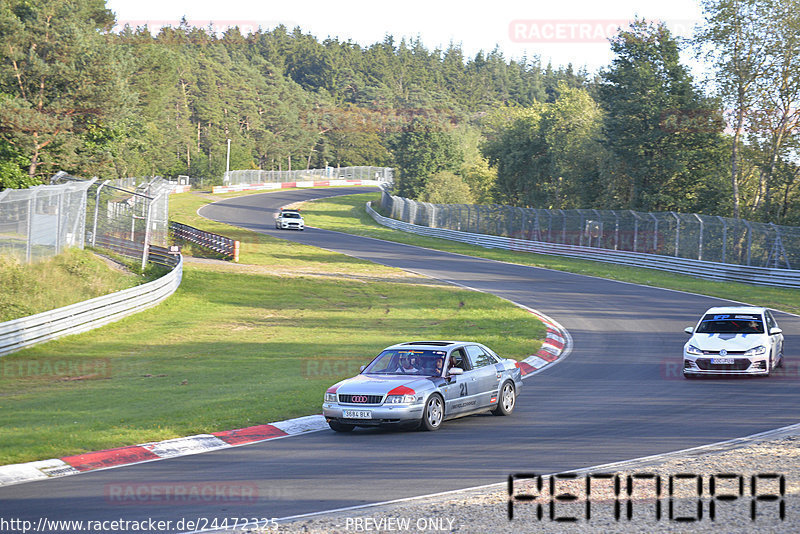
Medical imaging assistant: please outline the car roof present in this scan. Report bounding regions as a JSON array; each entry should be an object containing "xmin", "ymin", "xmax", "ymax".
[
  {"xmin": 702, "ymin": 306, "xmax": 767, "ymax": 315},
  {"xmin": 384, "ymin": 341, "xmax": 477, "ymax": 350}
]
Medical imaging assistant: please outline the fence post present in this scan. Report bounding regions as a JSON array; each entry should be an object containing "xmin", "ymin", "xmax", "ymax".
[
  {"xmin": 141, "ymin": 193, "xmax": 155, "ymax": 271},
  {"xmin": 671, "ymin": 211, "xmax": 680, "ymax": 257},
  {"xmin": 92, "ymin": 180, "xmax": 109, "ymax": 247},
  {"xmin": 26, "ymin": 196, "xmax": 33, "ymax": 263},
  {"xmin": 650, "ymin": 213, "xmax": 658, "ymax": 253},
  {"xmin": 55, "ymin": 188, "xmax": 64, "ymax": 254},
  {"xmin": 717, "ymin": 216, "xmax": 727, "ymax": 264},
  {"xmin": 630, "ymin": 210, "xmax": 639, "ymax": 253},
  {"xmin": 694, "ymin": 214, "xmax": 704, "ymax": 261},
  {"xmin": 744, "ymin": 220, "xmax": 752, "ymax": 266}
]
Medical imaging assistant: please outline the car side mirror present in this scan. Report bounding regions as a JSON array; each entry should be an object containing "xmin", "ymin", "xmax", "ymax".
[
  {"xmin": 684, "ymin": 327, "xmax": 694, "ymax": 334},
  {"xmin": 769, "ymin": 327, "xmax": 783, "ymax": 335},
  {"xmin": 359, "ymin": 365, "xmax": 366, "ymax": 372},
  {"xmin": 448, "ymin": 367, "xmax": 464, "ymax": 376}
]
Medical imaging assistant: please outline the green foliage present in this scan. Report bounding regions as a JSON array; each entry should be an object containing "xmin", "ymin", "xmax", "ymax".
[
  {"xmin": 598, "ymin": 19, "xmax": 728, "ymax": 212},
  {"xmin": 0, "ymin": 0, "xmax": 132, "ymax": 181},
  {"xmin": 391, "ymin": 118, "xmax": 463, "ymax": 198},
  {"xmin": 0, "ymin": 249, "xmax": 137, "ymax": 322},
  {"xmin": 418, "ymin": 171, "xmax": 475, "ymax": 204},
  {"xmin": 0, "ymin": 136, "xmax": 36, "ymax": 189},
  {"xmin": 481, "ymin": 88, "xmax": 607, "ymax": 209}
]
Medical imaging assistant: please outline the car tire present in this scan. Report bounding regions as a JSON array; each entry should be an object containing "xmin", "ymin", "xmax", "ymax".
[
  {"xmin": 492, "ymin": 381, "xmax": 516, "ymax": 416},
  {"xmin": 683, "ymin": 372, "xmax": 695, "ymax": 379},
  {"xmin": 328, "ymin": 420, "xmax": 354, "ymax": 433},
  {"xmin": 420, "ymin": 394, "xmax": 444, "ymax": 431},
  {"xmin": 777, "ymin": 352, "xmax": 784, "ymax": 368}
]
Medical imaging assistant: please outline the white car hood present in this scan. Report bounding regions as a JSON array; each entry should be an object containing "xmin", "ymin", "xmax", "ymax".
[{"xmin": 688, "ymin": 333, "xmax": 767, "ymax": 352}]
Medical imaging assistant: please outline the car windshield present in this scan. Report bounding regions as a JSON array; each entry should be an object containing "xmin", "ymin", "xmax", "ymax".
[
  {"xmin": 696, "ymin": 313, "xmax": 764, "ymax": 334},
  {"xmin": 282, "ymin": 212, "xmax": 301, "ymax": 218},
  {"xmin": 362, "ymin": 349, "xmax": 447, "ymax": 376}
]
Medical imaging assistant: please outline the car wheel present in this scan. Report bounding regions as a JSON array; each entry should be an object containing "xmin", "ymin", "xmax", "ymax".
[
  {"xmin": 777, "ymin": 352, "xmax": 784, "ymax": 368},
  {"xmin": 420, "ymin": 394, "xmax": 444, "ymax": 431},
  {"xmin": 328, "ymin": 420, "xmax": 354, "ymax": 433},
  {"xmin": 683, "ymin": 372, "xmax": 695, "ymax": 379},
  {"xmin": 492, "ymin": 381, "xmax": 516, "ymax": 416}
]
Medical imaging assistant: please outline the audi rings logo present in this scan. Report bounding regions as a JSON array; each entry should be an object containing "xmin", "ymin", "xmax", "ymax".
[{"xmin": 351, "ymin": 395, "xmax": 369, "ymax": 403}]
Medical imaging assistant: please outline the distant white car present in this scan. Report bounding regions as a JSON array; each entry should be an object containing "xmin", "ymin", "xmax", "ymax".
[
  {"xmin": 275, "ymin": 208, "xmax": 304, "ymax": 230},
  {"xmin": 683, "ymin": 306, "xmax": 784, "ymax": 377}
]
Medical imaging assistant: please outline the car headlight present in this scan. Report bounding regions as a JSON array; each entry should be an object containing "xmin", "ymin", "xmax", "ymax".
[
  {"xmin": 744, "ymin": 345, "xmax": 767, "ymax": 356},
  {"xmin": 385, "ymin": 394, "xmax": 417, "ymax": 404},
  {"xmin": 685, "ymin": 344, "xmax": 703, "ymax": 355},
  {"xmin": 324, "ymin": 392, "xmax": 337, "ymax": 403}
]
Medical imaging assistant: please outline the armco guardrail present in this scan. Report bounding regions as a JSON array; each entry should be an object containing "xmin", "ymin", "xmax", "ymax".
[
  {"xmin": 366, "ymin": 203, "xmax": 800, "ymax": 289},
  {"xmin": 95, "ymin": 236, "xmax": 180, "ymax": 268},
  {"xmin": 171, "ymin": 222, "xmax": 239, "ymax": 261},
  {"xmin": 0, "ymin": 255, "xmax": 183, "ymax": 357}
]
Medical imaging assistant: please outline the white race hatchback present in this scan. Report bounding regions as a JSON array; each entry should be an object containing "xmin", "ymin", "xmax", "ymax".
[{"xmin": 683, "ymin": 306, "xmax": 784, "ymax": 378}]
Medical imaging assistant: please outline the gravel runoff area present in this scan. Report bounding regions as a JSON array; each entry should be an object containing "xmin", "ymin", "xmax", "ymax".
[{"xmin": 215, "ymin": 423, "xmax": 800, "ymax": 534}]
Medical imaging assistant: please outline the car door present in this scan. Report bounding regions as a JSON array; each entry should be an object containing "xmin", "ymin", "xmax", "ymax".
[
  {"xmin": 442, "ymin": 348, "xmax": 480, "ymax": 416},
  {"xmin": 464, "ymin": 345, "xmax": 499, "ymax": 408},
  {"xmin": 765, "ymin": 311, "xmax": 783, "ymax": 364}
]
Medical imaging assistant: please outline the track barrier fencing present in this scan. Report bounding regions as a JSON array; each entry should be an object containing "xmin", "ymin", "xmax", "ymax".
[{"xmin": 373, "ymin": 192, "xmax": 800, "ymax": 289}]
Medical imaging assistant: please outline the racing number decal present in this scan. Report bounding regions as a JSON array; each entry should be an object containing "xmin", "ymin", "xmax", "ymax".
[{"xmin": 459, "ymin": 382, "xmax": 468, "ymax": 397}]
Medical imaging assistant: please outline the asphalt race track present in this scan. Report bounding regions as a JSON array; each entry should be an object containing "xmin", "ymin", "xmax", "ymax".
[{"xmin": 3, "ymin": 186, "xmax": 799, "ymax": 531}]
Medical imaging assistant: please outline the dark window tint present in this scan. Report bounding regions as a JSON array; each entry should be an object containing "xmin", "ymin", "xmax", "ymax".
[
  {"xmin": 696, "ymin": 313, "xmax": 764, "ymax": 334},
  {"xmin": 465, "ymin": 345, "xmax": 495, "ymax": 368}
]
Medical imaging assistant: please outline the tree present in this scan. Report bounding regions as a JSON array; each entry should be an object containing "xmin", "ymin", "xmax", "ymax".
[
  {"xmin": 694, "ymin": 0, "xmax": 772, "ymax": 218},
  {"xmin": 418, "ymin": 171, "xmax": 474, "ymax": 204},
  {"xmin": 390, "ymin": 118, "xmax": 463, "ymax": 198},
  {"xmin": 0, "ymin": 0, "xmax": 132, "ymax": 182},
  {"xmin": 749, "ymin": 0, "xmax": 800, "ymax": 219},
  {"xmin": 599, "ymin": 19, "xmax": 727, "ymax": 212},
  {"xmin": 481, "ymin": 105, "xmax": 549, "ymax": 207},
  {"xmin": 0, "ymin": 136, "xmax": 32, "ymax": 189},
  {"xmin": 539, "ymin": 85, "xmax": 606, "ymax": 208}
]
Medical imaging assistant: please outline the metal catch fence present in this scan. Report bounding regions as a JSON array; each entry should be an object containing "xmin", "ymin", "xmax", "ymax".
[
  {"xmin": 0, "ymin": 174, "xmax": 95, "ymax": 263},
  {"xmin": 224, "ymin": 166, "xmax": 393, "ymax": 186},
  {"xmin": 380, "ymin": 192, "xmax": 799, "ymax": 270},
  {"xmin": 1, "ymin": 173, "xmax": 173, "ymax": 270}
]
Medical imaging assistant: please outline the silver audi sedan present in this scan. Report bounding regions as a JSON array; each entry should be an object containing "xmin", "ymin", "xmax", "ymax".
[{"xmin": 322, "ymin": 341, "xmax": 523, "ymax": 432}]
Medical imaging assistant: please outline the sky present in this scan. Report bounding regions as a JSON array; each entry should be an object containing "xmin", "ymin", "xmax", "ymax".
[{"xmin": 106, "ymin": 0, "xmax": 711, "ymax": 80}]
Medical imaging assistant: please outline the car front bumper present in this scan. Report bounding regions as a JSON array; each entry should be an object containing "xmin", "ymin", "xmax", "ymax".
[
  {"xmin": 683, "ymin": 354, "xmax": 769, "ymax": 375},
  {"xmin": 323, "ymin": 402, "xmax": 424, "ymax": 426}
]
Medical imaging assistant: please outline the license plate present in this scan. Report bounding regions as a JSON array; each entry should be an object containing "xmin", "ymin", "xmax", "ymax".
[
  {"xmin": 711, "ymin": 358, "xmax": 734, "ymax": 365},
  {"xmin": 343, "ymin": 410, "xmax": 372, "ymax": 419}
]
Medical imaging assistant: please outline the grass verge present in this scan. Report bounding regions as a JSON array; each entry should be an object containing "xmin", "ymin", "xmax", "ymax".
[
  {"xmin": 0, "ymin": 248, "xmax": 141, "ymax": 322},
  {"xmin": 0, "ymin": 189, "xmax": 546, "ymax": 465}
]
